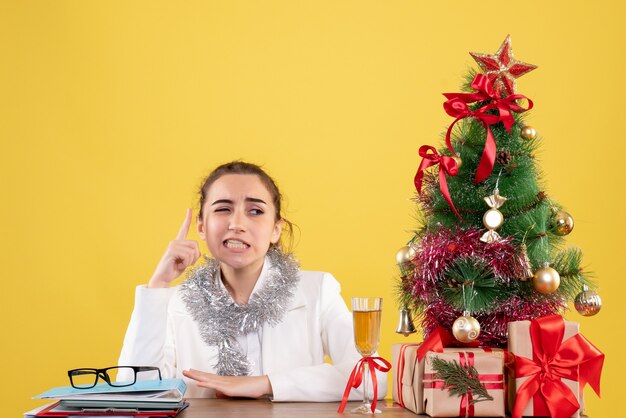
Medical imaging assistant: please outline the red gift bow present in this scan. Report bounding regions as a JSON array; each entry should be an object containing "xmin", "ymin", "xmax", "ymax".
[
  {"xmin": 443, "ymin": 73, "xmax": 533, "ymax": 184},
  {"xmin": 512, "ymin": 315, "xmax": 605, "ymax": 418},
  {"xmin": 423, "ymin": 351, "xmax": 504, "ymax": 418},
  {"xmin": 414, "ymin": 145, "xmax": 461, "ymax": 219},
  {"xmin": 338, "ymin": 356, "xmax": 392, "ymax": 413},
  {"xmin": 416, "ymin": 326, "xmax": 481, "ymax": 362}
]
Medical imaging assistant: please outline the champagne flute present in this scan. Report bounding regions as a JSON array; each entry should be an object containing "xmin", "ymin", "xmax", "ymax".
[{"xmin": 351, "ymin": 297, "xmax": 383, "ymax": 414}]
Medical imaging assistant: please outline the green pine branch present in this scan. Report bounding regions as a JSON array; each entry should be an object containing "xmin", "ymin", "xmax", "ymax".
[
  {"xmin": 439, "ymin": 257, "xmax": 514, "ymax": 312},
  {"xmin": 430, "ymin": 356, "xmax": 494, "ymax": 404},
  {"xmin": 552, "ymin": 247, "xmax": 594, "ymax": 298},
  {"xmin": 395, "ymin": 274, "xmax": 417, "ymax": 310}
]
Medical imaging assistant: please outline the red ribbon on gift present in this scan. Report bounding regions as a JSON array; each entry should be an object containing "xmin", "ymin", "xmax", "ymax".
[
  {"xmin": 338, "ymin": 356, "xmax": 392, "ymax": 413},
  {"xmin": 424, "ymin": 352, "xmax": 478, "ymax": 418},
  {"xmin": 396, "ymin": 343, "xmax": 421, "ymax": 408},
  {"xmin": 414, "ymin": 145, "xmax": 461, "ymax": 219},
  {"xmin": 396, "ymin": 332, "xmax": 482, "ymax": 408},
  {"xmin": 423, "ymin": 371, "xmax": 503, "ymax": 382},
  {"xmin": 512, "ymin": 315, "xmax": 605, "ymax": 418},
  {"xmin": 424, "ymin": 351, "xmax": 504, "ymax": 417},
  {"xmin": 397, "ymin": 331, "xmax": 507, "ymax": 415},
  {"xmin": 416, "ymin": 326, "xmax": 481, "ymax": 362},
  {"xmin": 443, "ymin": 73, "xmax": 533, "ymax": 184}
]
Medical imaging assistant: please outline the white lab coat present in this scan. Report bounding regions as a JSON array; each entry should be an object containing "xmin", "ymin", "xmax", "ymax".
[{"xmin": 117, "ymin": 260, "xmax": 388, "ymax": 401}]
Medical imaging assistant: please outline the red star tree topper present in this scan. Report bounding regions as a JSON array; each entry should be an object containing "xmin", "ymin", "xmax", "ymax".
[{"xmin": 470, "ymin": 35, "xmax": 537, "ymax": 96}]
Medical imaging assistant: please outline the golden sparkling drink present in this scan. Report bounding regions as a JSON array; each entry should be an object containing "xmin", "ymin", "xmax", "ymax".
[{"xmin": 353, "ymin": 310, "xmax": 382, "ymax": 356}]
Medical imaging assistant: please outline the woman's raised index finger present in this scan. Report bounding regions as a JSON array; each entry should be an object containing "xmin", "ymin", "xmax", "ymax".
[{"xmin": 176, "ymin": 208, "xmax": 193, "ymax": 240}]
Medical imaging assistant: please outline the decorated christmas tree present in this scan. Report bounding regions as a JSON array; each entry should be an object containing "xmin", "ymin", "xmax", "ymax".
[{"xmin": 396, "ymin": 35, "xmax": 602, "ymax": 347}]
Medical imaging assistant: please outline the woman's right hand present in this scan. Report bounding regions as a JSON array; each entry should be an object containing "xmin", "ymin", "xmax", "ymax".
[{"xmin": 148, "ymin": 208, "xmax": 201, "ymax": 288}]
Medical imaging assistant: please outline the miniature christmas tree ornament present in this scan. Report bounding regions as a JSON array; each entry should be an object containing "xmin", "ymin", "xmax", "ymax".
[
  {"xmin": 519, "ymin": 244, "xmax": 534, "ymax": 281},
  {"xmin": 395, "ymin": 305, "xmax": 417, "ymax": 336},
  {"xmin": 520, "ymin": 125, "xmax": 537, "ymax": 140},
  {"xmin": 469, "ymin": 34, "xmax": 537, "ymax": 96},
  {"xmin": 533, "ymin": 263, "xmax": 561, "ymax": 294},
  {"xmin": 396, "ymin": 245, "xmax": 416, "ymax": 278},
  {"xmin": 553, "ymin": 210, "xmax": 575, "ymax": 236},
  {"xmin": 481, "ymin": 189, "xmax": 507, "ymax": 243},
  {"xmin": 452, "ymin": 311, "xmax": 481, "ymax": 343},
  {"xmin": 574, "ymin": 284, "xmax": 602, "ymax": 316}
]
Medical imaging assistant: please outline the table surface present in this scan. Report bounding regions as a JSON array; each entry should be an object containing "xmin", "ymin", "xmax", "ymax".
[
  {"xmin": 179, "ymin": 399, "xmax": 591, "ymax": 417},
  {"xmin": 180, "ymin": 399, "xmax": 425, "ymax": 417}
]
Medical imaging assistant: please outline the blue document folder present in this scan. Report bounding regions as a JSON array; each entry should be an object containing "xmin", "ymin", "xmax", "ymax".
[{"xmin": 34, "ymin": 378, "xmax": 187, "ymax": 408}]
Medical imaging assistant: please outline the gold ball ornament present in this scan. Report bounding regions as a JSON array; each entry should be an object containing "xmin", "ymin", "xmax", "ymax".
[
  {"xmin": 396, "ymin": 245, "xmax": 416, "ymax": 265},
  {"xmin": 553, "ymin": 211, "xmax": 574, "ymax": 236},
  {"xmin": 452, "ymin": 155, "xmax": 463, "ymax": 169},
  {"xmin": 483, "ymin": 208, "xmax": 504, "ymax": 230},
  {"xmin": 574, "ymin": 285, "xmax": 602, "ymax": 316},
  {"xmin": 452, "ymin": 314, "xmax": 481, "ymax": 343},
  {"xmin": 521, "ymin": 126, "xmax": 537, "ymax": 140},
  {"xmin": 533, "ymin": 265, "xmax": 561, "ymax": 294},
  {"xmin": 396, "ymin": 245, "xmax": 417, "ymax": 277}
]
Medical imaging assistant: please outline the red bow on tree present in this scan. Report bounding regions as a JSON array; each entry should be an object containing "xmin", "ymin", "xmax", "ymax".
[
  {"xmin": 414, "ymin": 145, "xmax": 461, "ymax": 219},
  {"xmin": 443, "ymin": 73, "xmax": 533, "ymax": 184},
  {"xmin": 512, "ymin": 315, "xmax": 604, "ymax": 418}
]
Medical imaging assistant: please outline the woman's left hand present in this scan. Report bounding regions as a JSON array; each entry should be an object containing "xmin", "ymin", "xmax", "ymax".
[{"xmin": 182, "ymin": 369, "xmax": 273, "ymax": 398}]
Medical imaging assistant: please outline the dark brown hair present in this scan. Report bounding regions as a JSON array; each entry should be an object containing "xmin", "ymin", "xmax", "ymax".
[{"xmin": 198, "ymin": 161, "xmax": 294, "ymax": 251}]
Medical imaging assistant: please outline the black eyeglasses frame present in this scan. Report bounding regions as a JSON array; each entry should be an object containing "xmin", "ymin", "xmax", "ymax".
[{"xmin": 67, "ymin": 366, "xmax": 162, "ymax": 389}]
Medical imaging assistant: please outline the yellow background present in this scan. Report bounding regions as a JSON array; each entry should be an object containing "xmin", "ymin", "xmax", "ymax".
[{"xmin": 2, "ymin": 1, "xmax": 624, "ymax": 416}]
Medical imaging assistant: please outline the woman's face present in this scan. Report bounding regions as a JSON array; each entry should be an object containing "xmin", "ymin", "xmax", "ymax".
[{"xmin": 198, "ymin": 174, "xmax": 283, "ymax": 274}]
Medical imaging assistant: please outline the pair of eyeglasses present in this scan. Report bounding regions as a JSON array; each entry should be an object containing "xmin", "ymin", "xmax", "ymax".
[{"xmin": 68, "ymin": 366, "xmax": 162, "ymax": 389}]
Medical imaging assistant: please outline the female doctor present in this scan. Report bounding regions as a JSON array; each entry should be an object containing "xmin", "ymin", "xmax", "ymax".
[{"xmin": 117, "ymin": 161, "xmax": 387, "ymax": 401}]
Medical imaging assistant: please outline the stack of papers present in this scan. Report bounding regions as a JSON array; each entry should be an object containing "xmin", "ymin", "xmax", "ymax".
[{"xmin": 26, "ymin": 379, "xmax": 188, "ymax": 417}]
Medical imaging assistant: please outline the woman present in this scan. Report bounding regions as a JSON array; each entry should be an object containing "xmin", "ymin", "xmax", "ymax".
[{"xmin": 117, "ymin": 161, "xmax": 387, "ymax": 401}]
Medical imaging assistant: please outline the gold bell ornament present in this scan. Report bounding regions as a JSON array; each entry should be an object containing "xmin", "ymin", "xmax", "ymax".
[
  {"xmin": 574, "ymin": 284, "xmax": 602, "ymax": 316},
  {"xmin": 480, "ymin": 188, "xmax": 507, "ymax": 243},
  {"xmin": 395, "ymin": 305, "xmax": 417, "ymax": 337},
  {"xmin": 533, "ymin": 263, "xmax": 561, "ymax": 294},
  {"xmin": 452, "ymin": 311, "xmax": 481, "ymax": 343}
]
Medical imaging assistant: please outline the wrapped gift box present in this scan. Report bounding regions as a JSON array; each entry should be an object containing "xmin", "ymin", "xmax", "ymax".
[
  {"xmin": 423, "ymin": 350, "xmax": 506, "ymax": 417},
  {"xmin": 508, "ymin": 315, "xmax": 604, "ymax": 418},
  {"xmin": 508, "ymin": 318, "xmax": 580, "ymax": 417},
  {"xmin": 392, "ymin": 343, "xmax": 424, "ymax": 414},
  {"xmin": 392, "ymin": 342, "xmax": 506, "ymax": 416}
]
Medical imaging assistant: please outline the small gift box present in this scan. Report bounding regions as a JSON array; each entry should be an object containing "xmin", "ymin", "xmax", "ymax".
[
  {"xmin": 392, "ymin": 335, "xmax": 507, "ymax": 416},
  {"xmin": 423, "ymin": 350, "xmax": 506, "ymax": 417},
  {"xmin": 392, "ymin": 343, "xmax": 424, "ymax": 414},
  {"xmin": 508, "ymin": 315, "xmax": 604, "ymax": 418}
]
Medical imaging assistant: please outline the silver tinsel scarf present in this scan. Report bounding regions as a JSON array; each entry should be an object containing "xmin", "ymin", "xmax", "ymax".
[{"xmin": 180, "ymin": 247, "xmax": 300, "ymax": 376}]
